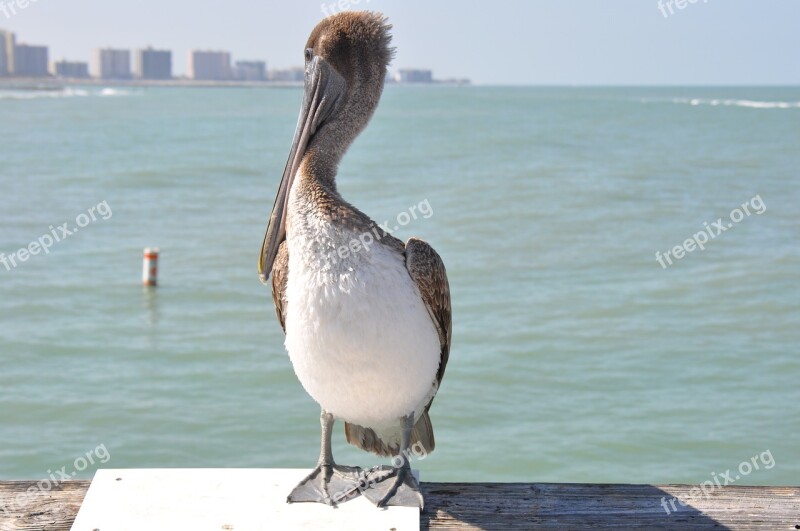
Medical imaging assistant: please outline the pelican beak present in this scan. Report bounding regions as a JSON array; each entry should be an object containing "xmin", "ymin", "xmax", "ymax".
[{"xmin": 258, "ymin": 55, "xmax": 346, "ymax": 284}]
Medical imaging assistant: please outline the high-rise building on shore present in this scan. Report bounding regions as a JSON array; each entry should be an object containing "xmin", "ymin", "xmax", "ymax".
[
  {"xmin": 395, "ymin": 69, "xmax": 433, "ymax": 83},
  {"xmin": 188, "ymin": 50, "xmax": 231, "ymax": 81},
  {"xmin": 268, "ymin": 67, "xmax": 304, "ymax": 82},
  {"xmin": 93, "ymin": 48, "xmax": 131, "ymax": 79},
  {"xmin": 135, "ymin": 47, "xmax": 172, "ymax": 80},
  {"xmin": 234, "ymin": 60, "xmax": 266, "ymax": 81},
  {"xmin": 0, "ymin": 29, "xmax": 15, "ymax": 76},
  {"xmin": 51, "ymin": 59, "xmax": 90, "ymax": 79},
  {"xmin": 14, "ymin": 43, "xmax": 49, "ymax": 77}
]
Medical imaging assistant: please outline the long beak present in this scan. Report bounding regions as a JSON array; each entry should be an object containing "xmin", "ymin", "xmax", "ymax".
[{"xmin": 258, "ymin": 56, "xmax": 346, "ymax": 285}]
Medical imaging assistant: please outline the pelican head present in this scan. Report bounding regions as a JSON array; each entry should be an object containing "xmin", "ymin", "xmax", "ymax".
[{"xmin": 258, "ymin": 11, "xmax": 394, "ymax": 284}]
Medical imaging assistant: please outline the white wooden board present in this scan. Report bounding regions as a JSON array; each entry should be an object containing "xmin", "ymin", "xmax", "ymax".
[{"xmin": 70, "ymin": 468, "xmax": 420, "ymax": 531}]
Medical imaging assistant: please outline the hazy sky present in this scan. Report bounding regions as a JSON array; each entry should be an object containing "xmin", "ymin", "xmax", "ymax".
[{"xmin": 2, "ymin": 0, "xmax": 799, "ymax": 85}]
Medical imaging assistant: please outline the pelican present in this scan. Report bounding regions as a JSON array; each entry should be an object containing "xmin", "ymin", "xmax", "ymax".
[{"xmin": 257, "ymin": 12, "xmax": 451, "ymax": 509}]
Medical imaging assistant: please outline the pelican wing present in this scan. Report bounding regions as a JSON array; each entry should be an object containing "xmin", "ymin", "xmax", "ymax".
[
  {"xmin": 405, "ymin": 237, "xmax": 452, "ymax": 399},
  {"xmin": 271, "ymin": 240, "xmax": 290, "ymax": 333},
  {"xmin": 345, "ymin": 237, "xmax": 451, "ymax": 457}
]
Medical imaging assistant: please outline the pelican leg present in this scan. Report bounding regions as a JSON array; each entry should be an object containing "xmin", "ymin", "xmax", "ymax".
[
  {"xmin": 361, "ymin": 414, "xmax": 424, "ymax": 509},
  {"xmin": 287, "ymin": 409, "xmax": 363, "ymax": 505}
]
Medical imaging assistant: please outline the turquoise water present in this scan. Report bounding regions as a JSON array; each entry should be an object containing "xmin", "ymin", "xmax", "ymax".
[{"xmin": 0, "ymin": 86, "xmax": 798, "ymax": 486}]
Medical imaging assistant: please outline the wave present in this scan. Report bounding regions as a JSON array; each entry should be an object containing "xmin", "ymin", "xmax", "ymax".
[
  {"xmin": 669, "ymin": 97, "xmax": 800, "ymax": 109},
  {"xmin": 0, "ymin": 87, "xmax": 136, "ymax": 100},
  {"xmin": 99, "ymin": 88, "xmax": 132, "ymax": 97},
  {"xmin": 0, "ymin": 87, "xmax": 87, "ymax": 100}
]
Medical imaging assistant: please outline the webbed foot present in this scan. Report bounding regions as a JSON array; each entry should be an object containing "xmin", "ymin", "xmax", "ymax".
[
  {"xmin": 361, "ymin": 465, "xmax": 424, "ymax": 509},
  {"xmin": 287, "ymin": 464, "xmax": 364, "ymax": 506}
]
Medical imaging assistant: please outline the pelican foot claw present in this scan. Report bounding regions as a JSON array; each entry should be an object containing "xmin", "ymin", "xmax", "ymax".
[
  {"xmin": 361, "ymin": 465, "xmax": 424, "ymax": 509},
  {"xmin": 287, "ymin": 464, "xmax": 364, "ymax": 506}
]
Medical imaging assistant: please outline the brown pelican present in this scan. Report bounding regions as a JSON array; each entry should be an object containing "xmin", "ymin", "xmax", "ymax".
[{"xmin": 257, "ymin": 12, "xmax": 451, "ymax": 509}]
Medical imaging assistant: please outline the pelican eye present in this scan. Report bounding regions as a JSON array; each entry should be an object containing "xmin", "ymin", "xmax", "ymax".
[{"xmin": 305, "ymin": 48, "xmax": 313, "ymax": 62}]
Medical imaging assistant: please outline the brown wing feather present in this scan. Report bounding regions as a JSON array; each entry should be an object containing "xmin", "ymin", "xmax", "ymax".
[
  {"xmin": 404, "ymin": 237, "xmax": 452, "ymax": 405},
  {"xmin": 270, "ymin": 240, "xmax": 289, "ymax": 333},
  {"xmin": 344, "ymin": 237, "xmax": 451, "ymax": 457}
]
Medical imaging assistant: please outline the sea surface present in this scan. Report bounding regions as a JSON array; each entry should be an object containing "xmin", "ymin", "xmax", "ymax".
[{"xmin": 0, "ymin": 86, "xmax": 798, "ymax": 486}]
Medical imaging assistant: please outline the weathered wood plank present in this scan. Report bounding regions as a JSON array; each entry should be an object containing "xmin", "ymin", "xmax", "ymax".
[
  {"xmin": 420, "ymin": 483, "xmax": 800, "ymax": 530},
  {"xmin": 1, "ymin": 480, "xmax": 798, "ymax": 530},
  {"xmin": 0, "ymin": 481, "xmax": 89, "ymax": 531}
]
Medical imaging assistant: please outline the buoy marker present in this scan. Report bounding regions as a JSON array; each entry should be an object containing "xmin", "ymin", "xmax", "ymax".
[{"xmin": 143, "ymin": 248, "xmax": 159, "ymax": 286}]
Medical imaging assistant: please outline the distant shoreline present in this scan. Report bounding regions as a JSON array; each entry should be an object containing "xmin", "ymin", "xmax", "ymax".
[
  {"xmin": 0, "ymin": 77, "xmax": 471, "ymax": 90},
  {"xmin": 0, "ymin": 78, "xmax": 302, "ymax": 89}
]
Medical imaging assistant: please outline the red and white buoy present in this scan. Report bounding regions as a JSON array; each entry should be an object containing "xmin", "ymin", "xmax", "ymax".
[{"xmin": 142, "ymin": 247, "xmax": 159, "ymax": 286}]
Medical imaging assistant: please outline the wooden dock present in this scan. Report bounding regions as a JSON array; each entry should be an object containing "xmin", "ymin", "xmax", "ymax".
[{"xmin": 1, "ymin": 480, "xmax": 797, "ymax": 530}]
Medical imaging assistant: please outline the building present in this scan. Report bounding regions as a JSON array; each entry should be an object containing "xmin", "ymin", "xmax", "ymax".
[
  {"xmin": 14, "ymin": 43, "xmax": 49, "ymax": 77},
  {"xmin": 93, "ymin": 48, "xmax": 131, "ymax": 79},
  {"xmin": 188, "ymin": 50, "xmax": 231, "ymax": 81},
  {"xmin": 395, "ymin": 69, "xmax": 433, "ymax": 84},
  {"xmin": 134, "ymin": 47, "xmax": 172, "ymax": 80},
  {"xmin": 268, "ymin": 67, "xmax": 304, "ymax": 83},
  {"xmin": 234, "ymin": 60, "xmax": 266, "ymax": 81},
  {"xmin": 0, "ymin": 29, "xmax": 15, "ymax": 76},
  {"xmin": 51, "ymin": 60, "xmax": 90, "ymax": 79}
]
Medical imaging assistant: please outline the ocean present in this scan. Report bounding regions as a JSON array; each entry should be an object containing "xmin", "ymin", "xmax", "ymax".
[{"xmin": 0, "ymin": 85, "xmax": 797, "ymax": 486}]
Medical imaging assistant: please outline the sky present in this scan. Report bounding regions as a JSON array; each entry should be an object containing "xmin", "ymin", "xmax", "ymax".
[{"xmin": 1, "ymin": 0, "xmax": 799, "ymax": 85}]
